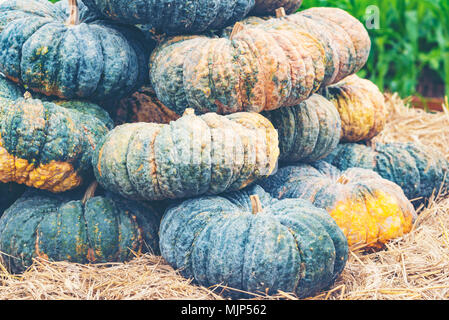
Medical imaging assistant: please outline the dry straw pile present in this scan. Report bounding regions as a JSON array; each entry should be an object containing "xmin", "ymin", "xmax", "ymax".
[{"xmin": 0, "ymin": 94, "xmax": 448, "ymax": 300}]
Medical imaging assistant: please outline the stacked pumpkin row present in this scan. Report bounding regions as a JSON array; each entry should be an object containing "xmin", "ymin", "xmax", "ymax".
[{"xmin": 0, "ymin": 0, "xmax": 447, "ymax": 299}]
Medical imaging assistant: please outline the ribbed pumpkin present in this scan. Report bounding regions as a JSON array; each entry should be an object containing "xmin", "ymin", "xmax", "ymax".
[
  {"xmin": 321, "ymin": 75, "xmax": 386, "ymax": 142},
  {"xmin": 251, "ymin": 0, "xmax": 303, "ymax": 15},
  {"xmin": 93, "ymin": 109, "xmax": 279, "ymax": 201},
  {"xmin": 112, "ymin": 86, "xmax": 180, "ymax": 125},
  {"xmin": 0, "ymin": 183, "xmax": 161, "ymax": 274},
  {"xmin": 222, "ymin": 7, "xmax": 371, "ymax": 86},
  {"xmin": 0, "ymin": 74, "xmax": 113, "ymax": 193},
  {"xmin": 260, "ymin": 161, "xmax": 417, "ymax": 248},
  {"xmin": 0, "ymin": 0, "xmax": 149, "ymax": 102},
  {"xmin": 160, "ymin": 184, "xmax": 348, "ymax": 298},
  {"xmin": 150, "ymin": 8, "xmax": 370, "ymax": 116},
  {"xmin": 324, "ymin": 142, "xmax": 449, "ymax": 201},
  {"xmin": 82, "ymin": 0, "xmax": 255, "ymax": 34},
  {"xmin": 262, "ymin": 94, "xmax": 341, "ymax": 163}
]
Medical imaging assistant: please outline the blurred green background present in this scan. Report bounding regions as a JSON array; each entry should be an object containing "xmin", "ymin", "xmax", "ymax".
[
  {"xmin": 50, "ymin": 0, "xmax": 448, "ymax": 99},
  {"xmin": 301, "ymin": 0, "xmax": 449, "ymax": 101}
]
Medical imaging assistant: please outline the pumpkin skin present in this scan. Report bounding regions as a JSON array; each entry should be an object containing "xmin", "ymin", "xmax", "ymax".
[
  {"xmin": 324, "ymin": 142, "xmax": 449, "ymax": 201},
  {"xmin": 112, "ymin": 86, "xmax": 180, "ymax": 125},
  {"xmin": 223, "ymin": 7, "xmax": 371, "ymax": 86},
  {"xmin": 159, "ymin": 184, "xmax": 348, "ymax": 298},
  {"xmin": 0, "ymin": 187, "xmax": 160, "ymax": 274},
  {"xmin": 150, "ymin": 8, "xmax": 370, "ymax": 115},
  {"xmin": 0, "ymin": 75, "xmax": 113, "ymax": 193},
  {"xmin": 262, "ymin": 94, "xmax": 341, "ymax": 163},
  {"xmin": 260, "ymin": 161, "xmax": 417, "ymax": 248},
  {"xmin": 321, "ymin": 75, "xmax": 386, "ymax": 142},
  {"xmin": 0, "ymin": 0, "xmax": 149, "ymax": 102},
  {"xmin": 251, "ymin": 0, "xmax": 303, "ymax": 15},
  {"xmin": 93, "ymin": 109, "xmax": 279, "ymax": 201},
  {"xmin": 82, "ymin": 0, "xmax": 255, "ymax": 34}
]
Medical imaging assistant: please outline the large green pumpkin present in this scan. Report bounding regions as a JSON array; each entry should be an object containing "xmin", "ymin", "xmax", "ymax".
[
  {"xmin": 150, "ymin": 8, "xmax": 370, "ymax": 116},
  {"xmin": 0, "ymin": 184, "xmax": 161, "ymax": 274},
  {"xmin": 0, "ymin": 0, "xmax": 149, "ymax": 102},
  {"xmin": 82, "ymin": 0, "xmax": 255, "ymax": 34},
  {"xmin": 159, "ymin": 184, "xmax": 348, "ymax": 298},
  {"xmin": 262, "ymin": 94, "xmax": 341, "ymax": 163},
  {"xmin": 0, "ymin": 74, "xmax": 113, "ymax": 193},
  {"xmin": 324, "ymin": 142, "xmax": 449, "ymax": 201},
  {"xmin": 260, "ymin": 161, "xmax": 417, "ymax": 249},
  {"xmin": 93, "ymin": 109, "xmax": 279, "ymax": 201}
]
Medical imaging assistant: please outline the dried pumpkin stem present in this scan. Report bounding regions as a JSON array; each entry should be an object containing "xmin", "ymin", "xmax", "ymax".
[
  {"xmin": 250, "ymin": 195, "xmax": 263, "ymax": 215},
  {"xmin": 275, "ymin": 7, "xmax": 287, "ymax": 18},
  {"xmin": 182, "ymin": 108, "xmax": 195, "ymax": 116},
  {"xmin": 67, "ymin": 0, "xmax": 80, "ymax": 26},
  {"xmin": 82, "ymin": 181, "xmax": 98, "ymax": 205},
  {"xmin": 230, "ymin": 22, "xmax": 244, "ymax": 40}
]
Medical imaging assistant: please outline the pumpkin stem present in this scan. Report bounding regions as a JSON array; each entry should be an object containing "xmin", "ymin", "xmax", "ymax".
[
  {"xmin": 275, "ymin": 7, "xmax": 287, "ymax": 18},
  {"xmin": 230, "ymin": 22, "xmax": 244, "ymax": 40},
  {"xmin": 82, "ymin": 181, "xmax": 98, "ymax": 204},
  {"xmin": 182, "ymin": 108, "xmax": 195, "ymax": 116},
  {"xmin": 250, "ymin": 195, "xmax": 263, "ymax": 215},
  {"xmin": 67, "ymin": 0, "xmax": 80, "ymax": 26},
  {"xmin": 23, "ymin": 91, "xmax": 32, "ymax": 100},
  {"xmin": 337, "ymin": 174, "xmax": 350, "ymax": 185}
]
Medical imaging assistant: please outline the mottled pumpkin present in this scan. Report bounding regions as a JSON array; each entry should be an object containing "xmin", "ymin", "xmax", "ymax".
[
  {"xmin": 82, "ymin": 0, "xmax": 255, "ymax": 34},
  {"xmin": 112, "ymin": 86, "xmax": 180, "ymax": 125},
  {"xmin": 321, "ymin": 75, "xmax": 386, "ymax": 142},
  {"xmin": 223, "ymin": 7, "xmax": 371, "ymax": 86},
  {"xmin": 0, "ymin": 184, "xmax": 160, "ymax": 274},
  {"xmin": 0, "ymin": 74, "xmax": 113, "ymax": 193},
  {"xmin": 262, "ymin": 94, "xmax": 341, "ymax": 163},
  {"xmin": 93, "ymin": 109, "xmax": 279, "ymax": 201},
  {"xmin": 0, "ymin": 0, "xmax": 149, "ymax": 102},
  {"xmin": 150, "ymin": 7, "xmax": 370, "ymax": 115},
  {"xmin": 251, "ymin": 0, "xmax": 303, "ymax": 15},
  {"xmin": 324, "ymin": 142, "xmax": 449, "ymax": 201},
  {"xmin": 260, "ymin": 161, "xmax": 417, "ymax": 248},
  {"xmin": 160, "ymin": 184, "xmax": 348, "ymax": 298}
]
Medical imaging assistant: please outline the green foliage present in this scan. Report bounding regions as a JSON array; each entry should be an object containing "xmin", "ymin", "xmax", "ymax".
[{"xmin": 301, "ymin": 0, "xmax": 449, "ymax": 98}]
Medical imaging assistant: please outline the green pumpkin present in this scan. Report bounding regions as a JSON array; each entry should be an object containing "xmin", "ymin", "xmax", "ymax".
[
  {"xmin": 159, "ymin": 184, "xmax": 348, "ymax": 298},
  {"xmin": 150, "ymin": 8, "xmax": 370, "ymax": 116},
  {"xmin": 82, "ymin": 0, "xmax": 255, "ymax": 34},
  {"xmin": 260, "ymin": 161, "xmax": 417, "ymax": 249},
  {"xmin": 93, "ymin": 109, "xmax": 279, "ymax": 201},
  {"xmin": 0, "ymin": 74, "xmax": 113, "ymax": 193},
  {"xmin": 0, "ymin": 183, "xmax": 161, "ymax": 274},
  {"xmin": 262, "ymin": 94, "xmax": 341, "ymax": 163},
  {"xmin": 0, "ymin": 183, "xmax": 26, "ymax": 215},
  {"xmin": 324, "ymin": 142, "xmax": 449, "ymax": 201},
  {"xmin": 0, "ymin": 0, "xmax": 149, "ymax": 102}
]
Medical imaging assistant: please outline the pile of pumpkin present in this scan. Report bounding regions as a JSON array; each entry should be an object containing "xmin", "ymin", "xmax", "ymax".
[{"xmin": 0, "ymin": 0, "xmax": 447, "ymax": 299}]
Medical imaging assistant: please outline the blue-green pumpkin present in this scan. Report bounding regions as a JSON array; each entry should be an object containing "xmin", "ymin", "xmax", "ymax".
[
  {"xmin": 262, "ymin": 94, "xmax": 341, "ymax": 163},
  {"xmin": 82, "ymin": 0, "xmax": 255, "ymax": 35},
  {"xmin": 0, "ymin": 0, "xmax": 149, "ymax": 102},
  {"xmin": 260, "ymin": 161, "xmax": 417, "ymax": 248},
  {"xmin": 0, "ymin": 74, "xmax": 113, "ymax": 193},
  {"xmin": 0, "ymin": 183, "xmax": 161, "ymax": 274},
  {"xmin": 93, "ymin": 109, "xmax": 279, "ymax": 201},
  {"xmin": 159, "ymin": 184, "xmax": 348, "ymax": 298},
  {"xmin": 323, "ymin": 142, "xmax": 449, "ymax": 201}
]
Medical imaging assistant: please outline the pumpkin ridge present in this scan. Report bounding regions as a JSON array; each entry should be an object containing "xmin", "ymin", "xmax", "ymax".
[{"xmin": 78, "ymin": 198, "xmax": 96, "ymax": 263}]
